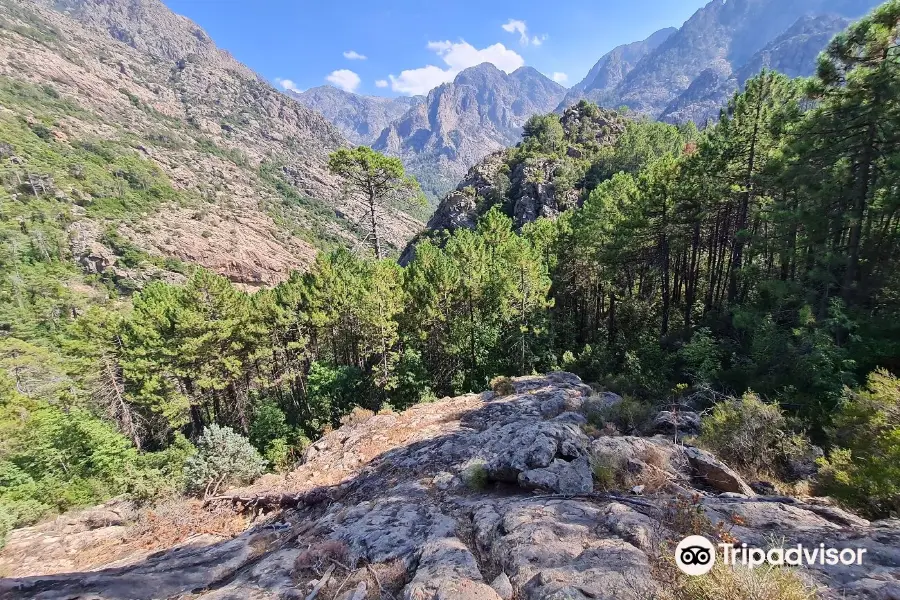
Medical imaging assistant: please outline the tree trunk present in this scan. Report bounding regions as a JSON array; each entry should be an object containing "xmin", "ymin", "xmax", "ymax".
[{"xmin": 368, "ymin": 189, "xmax": 382, "ymax": 260}]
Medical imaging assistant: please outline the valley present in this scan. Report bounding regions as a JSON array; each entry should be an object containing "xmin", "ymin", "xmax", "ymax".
[{"xmin": 1, "ymin": 0, "xmax": 899, "ymax": 598}]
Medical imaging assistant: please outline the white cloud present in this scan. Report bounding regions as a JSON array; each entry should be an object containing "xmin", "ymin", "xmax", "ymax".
[
  {"xmin": 326, "ymin": 69, "xmax": 361, "ymax": 92},
  {"xmin": 502, "ymin": 19, "xmax": 528, "ymax": 44},
  {"xmin": 388, "ymin": 40, "xmax": 524, "ymax": 95},
  {"xmin": 343, "ymin": 50, "xmax": 367, "ymax": 60},
  {"xmin": 274, "ymin": 78, "xmax": 301, "ymax": 93},
  {"xmin": 501, "ymin": 19, "xmax": 547, "ymax": 46},
  {"xmin": 375, "ymin": 79, "xmax": 389, "ymax": 88},
  {"xmin": 551, "ymin": 72, "xmax": 568, "ymax": 84}
]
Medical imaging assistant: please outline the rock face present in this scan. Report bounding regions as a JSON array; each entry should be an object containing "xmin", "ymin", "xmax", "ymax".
[
  {"xmin": 659, "ymin": 13, "xmax": 854, "ymax": 125},
  {"xmin": 291, "ymin": 86, "xmax": 424, "ymax": 145},
  {"xmin": 3, "ymin": 372, "xmax": 899, "ymax": 600},
  {"xmin": 0, "ymin": 0, "xmax": 422, "ymax": 287},
  {"xmin": 372, "ymin": 63, "xmax": 566, "ymax": 201},
  {"xmin": 557, "ymin": 27, "xmax": 678, "ymax": 112},
  {"xmin": 608, "ymin": 0, "xmax": 880, "ymax": 118}
]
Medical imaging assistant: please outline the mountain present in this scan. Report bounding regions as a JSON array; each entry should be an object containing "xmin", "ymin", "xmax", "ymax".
[
  {"xmin": 371, "ymin": 63, "xmax": 567, "ymax": 201},
  {"xmin": 291, "ymin": 85, "xmax": 424, "ymax": 145},
  {"xmin": 660, "ymin": 13, "xmax": 853, "ymax": 124},
  {"xmin": 556, "ymin": 27, "xmax": 677, "ymax": 111},
  {"xmin": 400, "ymin": 101, "xmax": 629, "ymax": 264},
  {"xmin": 0, "ymin": 0, "xmax": 422, "ymax": 287},
  {"xmin": 608, "ymin": 0, "xmax": 882, "ymax": 117}
]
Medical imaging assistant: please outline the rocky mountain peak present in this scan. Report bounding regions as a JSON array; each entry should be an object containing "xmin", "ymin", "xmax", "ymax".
[
  {"xmin": 370, "ymin": 64, "xmax": 566, "ymax": 200},
  {"xmin": 38, "ymin": 0, "xmax": 220, "ymax": 62}
]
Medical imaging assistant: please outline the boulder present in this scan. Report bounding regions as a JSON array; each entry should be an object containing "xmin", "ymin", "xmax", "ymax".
[
  {"xmin": 650, "ymin": 410, "xmax": 701, "ymax": 436},
  {"xmin": 681, "ymin": 446, "xmax": 756, "ymax": 496},
  {"xmin": 490, "ymin": 573, "xmax": 513, "ymax": 600}
]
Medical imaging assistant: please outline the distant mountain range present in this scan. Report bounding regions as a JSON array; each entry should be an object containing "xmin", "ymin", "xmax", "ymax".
[
  {"xmin": 298, "ymin": 64, "xmax": 566, "ymax": 201},
  {"xmin": 297, "ymin": 0, "xmax": 882, "ymax": 201},
  {"xmin": 611, "ymin": 0, "xmax": 880, "ymax": 120},
  {"xmin": 291, "ymin": 87, "xmax": 423, "ymax": 146},
  {"xmin": 556, "ymin": 27, "xmax": 678, "ymax": 112}
]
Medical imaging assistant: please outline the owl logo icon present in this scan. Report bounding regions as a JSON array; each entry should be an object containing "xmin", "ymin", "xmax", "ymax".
[{"xmin": 675, "ymin": 535, "xmax": 716, "ymax": 576}]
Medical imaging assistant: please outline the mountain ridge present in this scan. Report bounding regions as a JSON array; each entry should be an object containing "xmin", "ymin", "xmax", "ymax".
[
  {"xmin": 370, "ymin": 62, "xmax": 566, "ymax": 200},
  {"xmin": 1, "ymin": 0, "xmax": 423, "ymax": 287}
]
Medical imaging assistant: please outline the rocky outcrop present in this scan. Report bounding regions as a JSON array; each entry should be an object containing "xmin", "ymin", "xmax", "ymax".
[
  {"xmin": 400, "ymin": 104, "xmax": 626, "ymax": 263},
  {"xmin": 2, "ymin": 373, "xmax": 899, "ymax": 599}
]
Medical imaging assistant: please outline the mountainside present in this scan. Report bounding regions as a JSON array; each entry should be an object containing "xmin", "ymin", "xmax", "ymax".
[
  {"xmin": 0, "ymin": 0, "xmax": 422, "ymax": 288},
  {"xmin": 3, "ymin": 373, "xmax": 898, "ymax": 599},
  {"xmin": 400, "ymin": 101, "xmax": 633, "ymax": 263},
  {"xmin": 660, "ymin": 13, "xmax": 853, "ymax": 124},
  {"xmin": 608, "ymin": 0, "xmax": 881, "ymax": 117},
  {"xmin": 557, "ymin": 27, "xmax": 677, "ymax": 111},
  {"xmin": 291, "ymin": 85, "xmax": 423, "ymax": 145},
  {"xmin": 372, "ymin": 63, "xmax": 567, "ymax": 201}
]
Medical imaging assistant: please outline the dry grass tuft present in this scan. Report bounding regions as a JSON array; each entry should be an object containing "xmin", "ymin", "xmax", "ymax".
[
  {"xmin": 490, "ymin": 376, "xmax": 516, "ymax": 397},
  {"xmin": 127, "ymin": 498, "xmax": 247, "ymax": 550},
  {"xmin": 590, "ymin": 445, "xmax": 673, "ymax": 493},
  {"xmin": 295, "ymin": 539, "xmax": 351, "ymax": 572},
  {"xmin": 340, "ymin": 407, "xmax": 376, "ymax": 427}
]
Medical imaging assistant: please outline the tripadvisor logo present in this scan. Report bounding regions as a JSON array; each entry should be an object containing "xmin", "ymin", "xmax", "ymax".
[
  {"xmin": 675, "ymin": 535, "xmax": 868, "ymax": 576},
  {"xmin": 675, "ymin": 535, "xmax": 716, "ymax": 576}
]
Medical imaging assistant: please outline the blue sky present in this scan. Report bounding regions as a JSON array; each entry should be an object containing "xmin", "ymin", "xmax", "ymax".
[{"xmin": 163, "ymin": 0, "xmax": 710, "ymax": 97}]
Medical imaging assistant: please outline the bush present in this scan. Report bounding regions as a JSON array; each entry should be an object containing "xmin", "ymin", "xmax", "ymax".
[
  {"xmin": 590, "ymin": 395, "xmax": 655, "ymax": 434},
  {"xmin": 387, "ymin": 348, "xmax": 434, "ymax": 410},
  {"xmin": 817, "ymin": 369, "xmax": 900, "ymax": 518},
  {"xmin": 699, "ymin": 392, "xmax": 788, "ymax": 476},
  {"xmin": 125, "ymin": 434, "xmax": 195, "ymax": 504},
  {"xmin": 248, "ymin": 399, "xmax": 291, "ymax": 453},
  {"xmin": 183, "ymin": 425, "xmax": 266, "ymax": 498},
  {"xmin": 461, "ymin": 460, "xmax": 489, "ymax": 491},
  {"xmin": 673, "ymin": 563, "xmax": 816, "ymax": 600},
  {"xmin": 490, "ymin": 376, "xmax": 516, "ymax": 397},
  {"xmin": 0, "ymin": 504, "xmax": 12, "ymax": 550},
  {"xmin": 339, "ymin": 406, "xmax": 375, "ymax": 427}
]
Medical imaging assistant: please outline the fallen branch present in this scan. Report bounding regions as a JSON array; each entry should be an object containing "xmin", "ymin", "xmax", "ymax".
[
  {"xmin": 204, "ymin": 486, "xmax": 334, "ymax": 513},
  {"xmin": 304, "ymin": 564, "xmax": 334, "ymax": 600}
]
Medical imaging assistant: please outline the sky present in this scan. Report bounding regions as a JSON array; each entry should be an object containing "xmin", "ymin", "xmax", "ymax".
[{"xmin": 162, "ymin": 0, "xmax": 711, "ymax": 97}]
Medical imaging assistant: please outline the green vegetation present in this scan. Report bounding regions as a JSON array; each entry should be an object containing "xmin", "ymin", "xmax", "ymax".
[
  {"xmin": 183, "ymin": 425, "xmax": 266, "ymax": 497},
  {"xmin": 817, "ymin": 369, "xmax": 900, "ymax": 518},
  {"xmin": 328, "ymin": 146, "xmax": 423, "ymax": 259}
]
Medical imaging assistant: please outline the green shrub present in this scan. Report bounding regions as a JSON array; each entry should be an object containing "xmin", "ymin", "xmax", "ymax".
[
  {"xmin": 591, "ymin": 395, "xmax": 654, "ymax": 434},
  {"xmin": 125, "ymin": 433, "xmax": 195, "ymax": 503},
  {"xmin": 699, "ymin": 392, "xmax": 788, "ymax": 475},
  {"xmin": 0, "ymin": 504, "xmax": 12, "ymax": 550},
  {"xmin": 590, "ymin": 452, "xmax": 624, "ymax": 491},
  {"xmin": 490, "ymin": 376, "xmax": 516, "ymax": 397},
  {"xmin": 817, "ymin": 369, "xmax": 900, "ymax": 518},
  {"xmin": 387, "ymin": 348, "xmax": 434, "ymax": 410},
  {"xmin": 183, "ymin": 424, "xmax": 266, "ymax": 498},
  {"xmin": 461, "ymin": 461, "xmax": 489, "ymax": 491}
]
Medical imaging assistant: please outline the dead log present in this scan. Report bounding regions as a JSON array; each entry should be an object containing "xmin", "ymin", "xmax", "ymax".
[{"xmin": 204, "ymin": 486, "xmax": 335, "ymax": 513}]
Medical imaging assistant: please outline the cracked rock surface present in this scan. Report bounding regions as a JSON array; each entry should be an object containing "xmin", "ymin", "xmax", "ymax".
[{"xmin": 2, "ymin": 373, "xmax": 898, "ymax": 600}]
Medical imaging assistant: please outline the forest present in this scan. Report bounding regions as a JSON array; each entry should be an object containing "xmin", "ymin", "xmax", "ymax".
[{"xmin": 1, "ymin": 0, "xmax": 900, "ymax": 544}]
